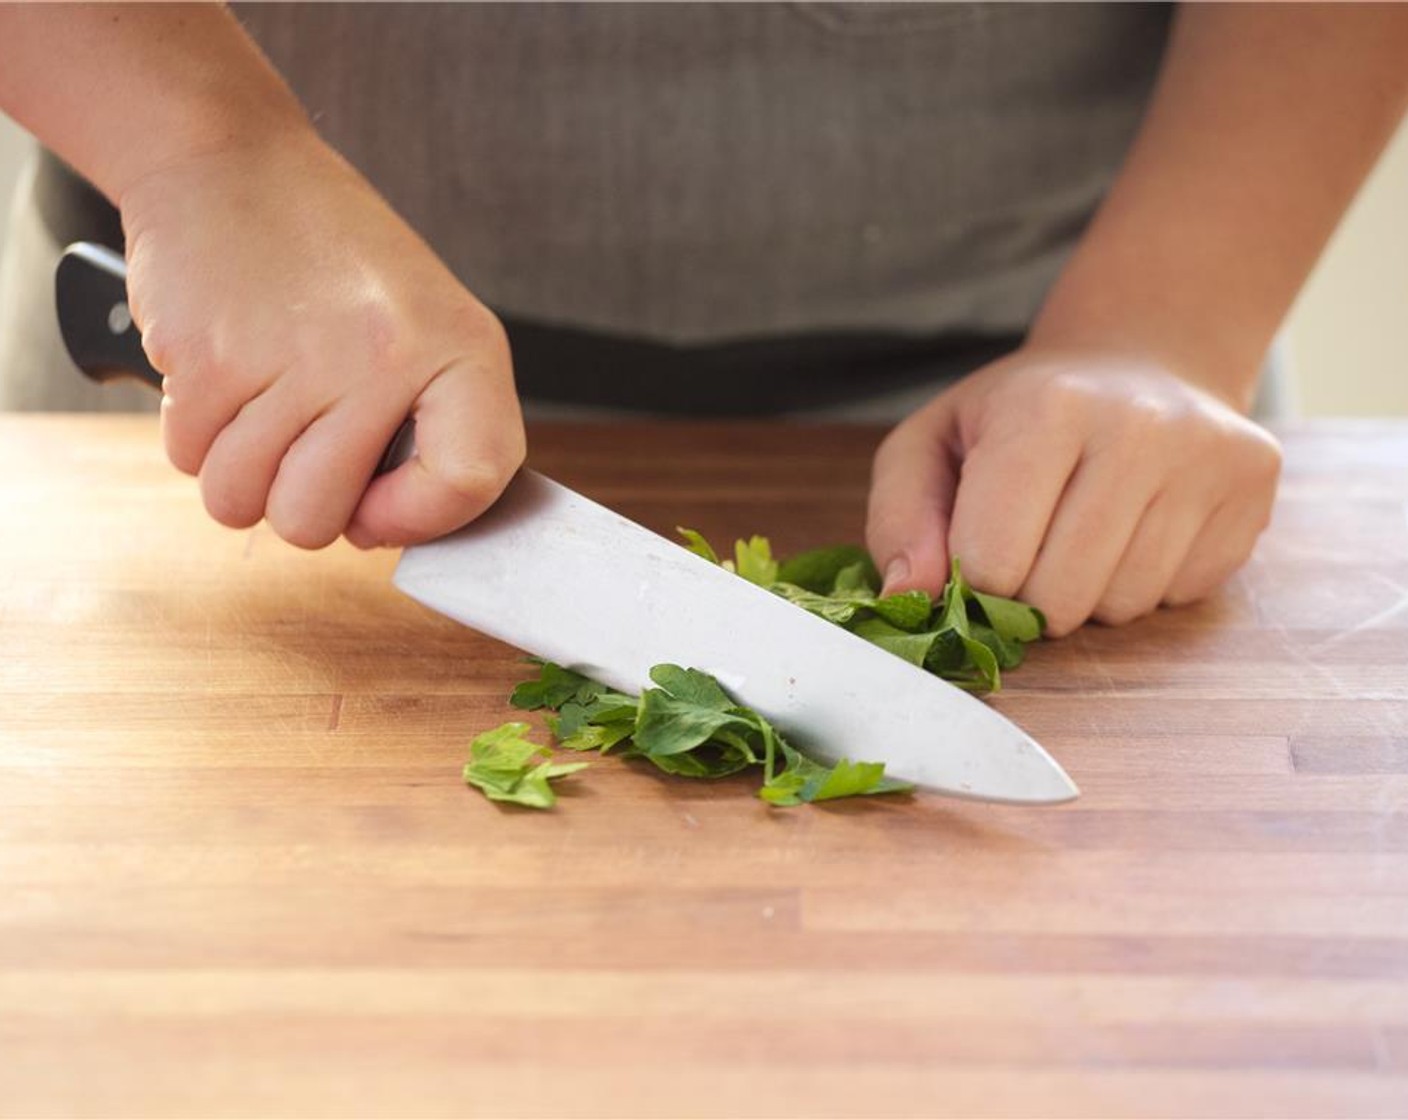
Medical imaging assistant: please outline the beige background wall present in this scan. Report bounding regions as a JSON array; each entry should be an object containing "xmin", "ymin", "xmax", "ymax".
[
  {"xmin": 0, "ymin": 116, "xmax": 32, "ymax": 243},
  {"xmin": 1284, "ymin": 116, "xmax": 1408, "ymax": 417},
  {"xmin": 2, "ymin": 112, "xmax": 1405, "ymax": 417}
]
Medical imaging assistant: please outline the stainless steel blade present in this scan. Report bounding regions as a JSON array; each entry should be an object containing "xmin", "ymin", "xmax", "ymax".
[{"xmin": 393, "ymin": 470, "xmax": 1078, "ymax": 804}]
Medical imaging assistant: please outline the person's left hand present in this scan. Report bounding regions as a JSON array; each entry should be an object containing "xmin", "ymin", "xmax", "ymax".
[{"xmin": 865, "ymin": 344, "xmax": 1283, "ymax": 637}]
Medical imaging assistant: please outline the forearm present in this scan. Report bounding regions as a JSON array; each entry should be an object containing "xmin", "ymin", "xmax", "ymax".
[
  {"xmin": 1030, "ymin": 2, "xmax": 1408, "ymax": 409},
  {"xmin": 0, "ymin": 2, "xmax": 308, "ymax": 206}
]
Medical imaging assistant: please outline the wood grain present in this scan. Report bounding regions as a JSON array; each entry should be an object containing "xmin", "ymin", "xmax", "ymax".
[{"xmin": 2, "ymin": 414, "xmax": 1407, "ymax": 1119}]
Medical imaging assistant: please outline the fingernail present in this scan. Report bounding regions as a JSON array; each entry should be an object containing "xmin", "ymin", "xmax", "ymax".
[{"xmin": 883, "ymin": 554, "xmax": 910, "ymax": 594}]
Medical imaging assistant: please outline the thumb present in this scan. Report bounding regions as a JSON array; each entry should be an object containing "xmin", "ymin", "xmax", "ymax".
[
  {"xmin": 345, "ymin": 359, "xmax": 526, "ymax": 548},
  {"xmin": 866, "ymin": 398, "xmax": 960, "ymax": 597}
]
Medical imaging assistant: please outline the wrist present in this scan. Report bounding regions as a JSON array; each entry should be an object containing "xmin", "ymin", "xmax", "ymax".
[
  {"xmin": 0, "ymin": 3, "xmax": 314, "ymax": 208},
  {"xmin": 110, "ymin": 80, "xmax": 312, "ymax": 209},
  {"xmin": 1027, "ymin": 282, "xmax": 1269, "ymax": 414}
]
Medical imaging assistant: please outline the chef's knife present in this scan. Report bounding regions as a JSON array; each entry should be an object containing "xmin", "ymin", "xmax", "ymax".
[{"xmin": 56, "ymin": 241, "xmax": 1078, "ymax": 805}]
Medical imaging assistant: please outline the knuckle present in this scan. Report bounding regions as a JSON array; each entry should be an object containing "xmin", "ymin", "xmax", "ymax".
[
  {"xmin": 1031, "ymin": 369, "xmax": 1092, "ymax": 422},
  {"xmin": 139, "ymin": 320, "xmax": 181, "ymax": 375},
  {"xmin": 436, "ymin": 295, "xmax": 509, "ymax": 351},
  {"xmin": 438, "ymin": 448, "xmax": 520, "ymax": 506},
  {"xmin": 1245, "ymin": 434, "xmax": 1284, "ymax": 485},
  {"xmin": 354, "ymin": 298, "xmax": 418, "ymax": 376},
  {"xmin": 464, "ymin": 304, "xmax": 512, "ymax": 364}
]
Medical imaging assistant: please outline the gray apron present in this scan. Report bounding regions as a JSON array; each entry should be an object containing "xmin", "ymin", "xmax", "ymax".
[{"xmin": 0, "ymin": 2, "xmax": 1172, "ymax": 415}]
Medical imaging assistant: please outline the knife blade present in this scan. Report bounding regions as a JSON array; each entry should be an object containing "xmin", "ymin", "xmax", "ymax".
[{"xmin": 56, "ymin": 241, "xmax": 1078, "ymax": 805}]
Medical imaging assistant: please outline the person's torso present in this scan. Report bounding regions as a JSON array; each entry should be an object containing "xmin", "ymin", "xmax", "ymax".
[{"xmin": 234, "ymin": 2, "xmax": 1173, "ymax": 346}]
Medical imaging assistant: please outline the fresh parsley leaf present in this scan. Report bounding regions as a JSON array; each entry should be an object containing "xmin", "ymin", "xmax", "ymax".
[
  {"xmin": 937, "ymin": 566, "xmax": 971, "ymax": 637},
  {"xmin": 673, "ymin": 532, "xmax": 1040, "ymax": 694},
  {"xmin": 831, "ymin": 561, "xmax": 875, "ymax": 595},
  {"xmin": 676, "ymin": 526, "xmax": 721, "ymax": 565},
  {"xmin": 730, "ymin": 536, "xmax": 779, "ymax": 587},
  {"xmin": 634, "ymin": 667, "xmax": 759, "ymax": 758},
  {"xmin": 499, "ymin": 661, "xmax": 909, "ymax": 809},
  {"xmin": 510, "ymin": 661, "xmax": 599, "ymax": 711},
  {"xmin": 554, "ymin": 722, "xmax": 635, "ymax": 754},
  {"xmin": 959, "ymin": 633, "xmax": 1002, "ymax": 691},
  {"xmin": 869, "ymin": 589, "xmax": 934, "ymax": 631},
  {"xmin": 770, "ymin": 578, "xmax": 931, "ymax": 632},
  {"xmin": 468, "ymin": 530, "xmax": 1046, "ymax": 811},
  {"xmin": 462, "ymin": 722, "xmax": 587, "ymax": 809},
  {"xmin": 647, "ymin": 664, "xmax": 736, "ymax": 711},
  {"xmin": 776, "ymin": 545, "xmax": 880, "ymax": 594},
  {"xmin": 970, "ymin": 621, "xmax": 1028, "ymax": 670},
  {"xmin": 851, "ymin": 616, "xmax": 942, "ymax": 666},
  {"xmin": 644, "ymin": 741, "xmax": 757, "ymax": 779},
  {"xmin": 971, "ymin": 590, "xmax": 1045, "ymax": 643},
  {"xmin": 759, "ymin": 739, "xmax": 912, "ymax": 806},
  {"xmin": 770, "ymin": 581, "xmax": 869, "ymax": 625}
]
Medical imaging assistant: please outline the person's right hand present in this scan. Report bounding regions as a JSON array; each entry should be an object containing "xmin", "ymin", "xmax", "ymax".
[{"xmin": 118, "ymin": 126, "xmax": 524, "ymax": 550}]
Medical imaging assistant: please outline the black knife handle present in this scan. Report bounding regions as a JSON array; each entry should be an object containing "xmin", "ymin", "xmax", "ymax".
[
  {"xmin": 55, "ymin": 242, "xmax": 161, "ymax": 391},
  {"xmin": 54, "ymin": 241, "xmax": 416, "ymax": 474}
]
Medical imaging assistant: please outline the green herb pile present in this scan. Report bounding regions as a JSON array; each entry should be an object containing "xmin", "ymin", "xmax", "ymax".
[{"xmin": 461, "ymin": 530, "xmax": 1045, "ymax": 810}]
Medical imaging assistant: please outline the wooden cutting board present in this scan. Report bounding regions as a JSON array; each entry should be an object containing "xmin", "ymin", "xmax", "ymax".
[{"xmin": 2, "ymin": 414, "xmax": 1407, "ymax": 1119}]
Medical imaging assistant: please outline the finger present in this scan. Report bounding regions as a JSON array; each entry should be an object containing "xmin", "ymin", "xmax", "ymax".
[
  {"xmin": 198, "ymin": 381, "xmax": 313, "ymax": 530},
  {"xmin": 347, "ymin": 358, "xmax": 525, "ymax": 547},
  {"xmin": 158, "ymin": 366, "xmax": 249, "ymax": 477},
  {"xmin": 1164, "ymin": 494, "xmax": 1273, "ymax": 607},
  {"xmin": 946, "ymin": 418, "xmax": 1083, "ymax": 599},
  {"xmin": 1016, "ymin": 450, "xmax": 1158, "ymax": 637},
  {"xmin": 156, "ymin": 340, "xmax": 279, "ymax": 477},
  {"xmin": 264, "ymin": 399, "xmax": 406, "ymax": 550},
  {"xmin": 1091, "ymin": 489, "xmax": 1210, "ymax": 627},
  {"xmin": 866, "ymin": 404, "xmax": 959, "ymax": 596}
]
